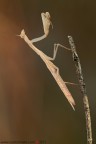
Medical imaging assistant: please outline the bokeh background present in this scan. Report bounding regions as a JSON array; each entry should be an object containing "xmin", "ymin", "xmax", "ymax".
[{"xmin": 0, "ymin": 0, "xmax": 96, "ymax": 144}]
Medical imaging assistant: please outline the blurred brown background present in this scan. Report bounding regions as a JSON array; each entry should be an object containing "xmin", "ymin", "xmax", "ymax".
[{"xmin": 0, "ymin": 0, "xmax": 96, "ymax": 144}]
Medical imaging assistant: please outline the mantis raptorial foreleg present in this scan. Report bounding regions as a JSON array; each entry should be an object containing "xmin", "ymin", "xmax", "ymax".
[
  {"xmin": 41, "ymin": 12, "xmax": 53, "ymax": 36},
  {"xmin": 31, "ymin": 12, "xmax": 53, "ymax": 43}
]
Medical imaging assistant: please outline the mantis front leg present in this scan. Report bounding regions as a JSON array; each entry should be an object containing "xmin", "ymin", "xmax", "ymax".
[
  {"xmin": 41, "ymin": 12, "xmax": 53, "ymax": 36},
  {"xmin": 31, "ymin": 12, "xmax": 53, "ymax": 43}
]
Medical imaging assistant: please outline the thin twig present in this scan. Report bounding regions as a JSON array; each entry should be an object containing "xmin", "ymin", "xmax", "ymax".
[{"xmin": 68, "ymin": 36, "xmax": 92, "ymax": 144}]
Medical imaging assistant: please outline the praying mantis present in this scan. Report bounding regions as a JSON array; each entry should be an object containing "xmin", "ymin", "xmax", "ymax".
[{"xmin": 18, "ymin": 12, "xmax": 75, "ymax": 110}]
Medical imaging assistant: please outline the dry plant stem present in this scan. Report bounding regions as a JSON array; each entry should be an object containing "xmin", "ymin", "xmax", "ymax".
[{"xmin": 68, "ymin": 36, "xmax": 92, "ymax": 144}]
